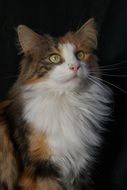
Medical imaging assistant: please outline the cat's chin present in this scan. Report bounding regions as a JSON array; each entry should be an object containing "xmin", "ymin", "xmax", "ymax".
[
  {"xmin": 49, "ymin": 71, "xmax": 87, "ymax": 92},
  {"xmin": 64, "ymin": 72, "xmax": 87, "ymax": 84},
  {"xmin": 64, "ymin": 75, "xmax": 79, "ymax": 83},
  {"xmin": 55, "ymin": 76, "xmax": 84, "ymax": 92}
]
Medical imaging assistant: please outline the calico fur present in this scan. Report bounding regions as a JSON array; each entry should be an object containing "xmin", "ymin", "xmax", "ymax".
[
  {"xmin": 0, "ymin": 18, "xmax": 111, "ymax": 190},
  {"xmin": 22, "ymin": 72, "xmax": 110, "ymax": 189}
]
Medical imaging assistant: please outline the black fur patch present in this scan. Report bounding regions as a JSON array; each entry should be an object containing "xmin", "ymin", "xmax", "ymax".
[
  {"xmin": 34, "ymin": 160, "xmax": 60, "ymax": 178},
  {"xmin": 4, "ymin": 106, "xmax": 30, "ymax": 168},
  {"xmin": 0, "ymin": 182, "xmax": 8, "ymax": 190}
]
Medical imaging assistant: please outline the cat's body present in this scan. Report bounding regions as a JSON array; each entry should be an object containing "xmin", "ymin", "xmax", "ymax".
[{"xmin": 0, "ymin": 19, "xmax": 111, "ymax": 190}]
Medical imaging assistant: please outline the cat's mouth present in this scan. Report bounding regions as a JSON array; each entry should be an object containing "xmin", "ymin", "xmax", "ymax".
[
  {"xmin": 64, "ymin": 73, "xmax": 84, "ymax": 84},
  {"xmin": 65, "ymin": 69, "xmax": 88, "ymax": 83}
]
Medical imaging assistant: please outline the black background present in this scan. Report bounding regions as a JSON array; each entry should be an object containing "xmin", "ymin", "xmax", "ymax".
[{"xmin": 0, "ymin": 0, "xmax": 127, "ymax": 189}]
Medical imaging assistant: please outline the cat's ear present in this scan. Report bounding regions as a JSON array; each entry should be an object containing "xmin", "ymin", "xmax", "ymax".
[
  {"xmin": 75, "ymin": 18, "xmax": 97, "ymax": 50},
  {"xmin": 17, "ymin": 25, "xmax": 42, "ymax": 53}
]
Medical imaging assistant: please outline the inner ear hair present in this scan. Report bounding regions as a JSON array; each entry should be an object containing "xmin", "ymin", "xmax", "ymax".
[
  {"xmin": 17, "ymin": 25, "xmax": 42, "ymax": 53},
  {"xmin": 75, "ymin": 18, "xmax": 98, "ymax": 50}
]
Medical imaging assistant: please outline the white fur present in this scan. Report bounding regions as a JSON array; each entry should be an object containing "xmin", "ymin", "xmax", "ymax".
[{"xmin": 22, "ymin": 43, "xmax": 111, "ymax": 187}]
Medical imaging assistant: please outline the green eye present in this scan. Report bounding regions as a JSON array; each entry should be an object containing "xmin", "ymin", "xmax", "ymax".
[
  {"xmin": 49, "ymin": 54, "xmax": 61, "ymax": 64},
  {"xmin": 76, "ymin": 51, "xmax": 84, "ymax": 60}
]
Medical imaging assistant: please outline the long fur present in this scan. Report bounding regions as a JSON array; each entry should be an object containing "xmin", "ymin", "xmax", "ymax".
[{"xmin": 22, "ymin": 76, "xmax": 111, "ymax": 188}]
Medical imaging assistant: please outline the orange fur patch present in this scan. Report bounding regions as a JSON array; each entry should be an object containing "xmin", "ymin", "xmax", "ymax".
[
  {"xmin": 0, "ymin": 119, "xmax": 18, "ymax": 190},
  {"xmin": 19, "ymin": 176, "xmax": 61, "ymax": 190},
  {"xmin": 19, "ymin": 166, "xmax": 61, "ymax": 190},
  {"xmin": 37, "ymin": 178, "xmax": 61, "ymax": 190},
  {"xmin": 59, "ymin": 32, "xmax": 92, "ymax": 55},
  {"xmin": 59, "ymin": 32, "xmax": 81, "ymax": 49},
  {"xmin": 19, "ymin": 173, "xmax": 37, "ymax": 190},
  {"xmin": 29, "ymin": 130, "xmax": 51, "ymax": 162},
  {"xmin": 24, "ymin": 75, "xmax": 48, "ymax": 85}
]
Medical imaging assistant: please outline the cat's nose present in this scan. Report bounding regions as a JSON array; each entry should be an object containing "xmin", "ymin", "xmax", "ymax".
[{"xmin": 69, "ymin": 64, "xmax": 80, "ymax": 72}]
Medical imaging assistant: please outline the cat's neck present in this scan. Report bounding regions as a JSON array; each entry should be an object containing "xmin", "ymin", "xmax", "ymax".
[
  {"xmin": 21, "ymin": 80, "xmax": 110, "ymax": 132},
  {"xmin": 23, "ymin": 78, "xmax": 88, "ymax": 98},
  {"xmin": 19, "ymin": 80, "xmax": 111, "ymax": 179}
]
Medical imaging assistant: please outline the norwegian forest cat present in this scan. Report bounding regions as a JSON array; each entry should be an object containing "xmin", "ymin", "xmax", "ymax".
[{"xmin": 0, "ymin": 19, "xmax": 111, "ymax": 190}]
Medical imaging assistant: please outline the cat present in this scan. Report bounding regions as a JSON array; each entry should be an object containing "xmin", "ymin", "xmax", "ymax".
[{"xmin": 0, "ymin": 18, "xmax": 111, "ymax": 190}]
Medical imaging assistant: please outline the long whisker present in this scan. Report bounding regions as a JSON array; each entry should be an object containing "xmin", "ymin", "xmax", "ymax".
[
  {"xmin": 88, "ymin": 76, "xmax": 107, "ymax": 89},
  {"xmin": 98, "ymin": 66, "xmax": 127, "ymax": 71},
  {"xmin": 90, "ymin": 72, "xmax": 127, "ymax": 77},
  {"xmin": 99, "ymin": 59, "xmax": 127, "ymax": 69},
  {"xmin": 101, "ymin": 74, "xmax": 127, "ymax": 77},
  {"xmin": 89, "ymin": 75, "xmax": 127, "ymax": 94}
]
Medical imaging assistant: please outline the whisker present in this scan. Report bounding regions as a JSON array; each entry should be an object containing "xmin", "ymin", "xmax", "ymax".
[
  {"xmin": 88, "ymin": 76, "xmax": 106, "ymax": 89},
  {"xmin": 101, "ymin": 74, "xmax": 127, "ymax": 77},
  {"xmin": 90, "ymin": 72, "xmax": 127, "ymax": 78},
  {"xmin": 98, "ymin": 66, "xmax": 127, "ymax": 71},
  {"xmin": 99, "ymin": 59, "xmax": 127, "ymax": 69},
  {"xmin": 89, "ymin": 75, "xmax": 127, "ymax": 94}
]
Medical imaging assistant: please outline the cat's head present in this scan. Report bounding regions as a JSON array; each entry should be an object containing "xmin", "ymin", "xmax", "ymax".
[{"xmin": 17, "ymin": 18, "xmax": 99, "ymax": 92}]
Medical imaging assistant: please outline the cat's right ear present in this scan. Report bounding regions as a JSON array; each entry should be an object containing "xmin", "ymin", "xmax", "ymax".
[{"xmin": 17, "ymin": 25, "xmax": 42, "ymax": 53}]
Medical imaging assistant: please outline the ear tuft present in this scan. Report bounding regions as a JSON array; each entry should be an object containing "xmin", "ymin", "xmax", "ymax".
[
  {"xmin": 75, "ymin": 18, "xmax": 98, "ymax": 50},
  {"xmin": 17, "ymin": 25, "xmax": 42, "ymax": 53}
]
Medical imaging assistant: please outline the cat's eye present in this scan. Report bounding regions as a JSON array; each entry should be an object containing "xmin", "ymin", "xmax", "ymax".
[
  {"xmin": 49, "ymin": 54, "xmax": 61, "ymax": 64},
  {"xmin": 76, "ymin": 51, "xmax": 84, "ymax": 60}
]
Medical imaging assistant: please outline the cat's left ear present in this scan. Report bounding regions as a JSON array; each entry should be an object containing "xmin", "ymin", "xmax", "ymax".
[
  {"xmin": 17, "ymin": 25, "xmax": 42, "ymax": 53},
  {"xmin": 75, "ymin": 18, "xmax": 97, "ymax": 50}
]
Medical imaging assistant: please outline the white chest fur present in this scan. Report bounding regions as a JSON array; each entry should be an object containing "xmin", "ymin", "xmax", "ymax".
[{"xmin": 23, "ymin": 82, "xmax": 110, "ymax": 180}]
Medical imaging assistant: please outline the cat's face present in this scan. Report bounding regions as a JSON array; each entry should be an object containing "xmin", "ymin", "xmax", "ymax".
[{"xmin": 17, "ymin": 19, "xmax": 99, "ymax": 91}]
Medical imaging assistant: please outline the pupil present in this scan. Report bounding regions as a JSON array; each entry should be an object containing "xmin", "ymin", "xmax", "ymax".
[{"xmin": 79, "ymin": 53, "xmax": 83, "ymax": 58}]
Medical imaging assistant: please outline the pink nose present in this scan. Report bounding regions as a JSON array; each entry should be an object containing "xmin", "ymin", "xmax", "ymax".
[{"xmin": 69, "ymin": 64, "xmax": 80, "ymax": 72}]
